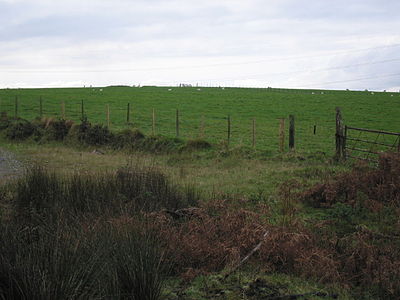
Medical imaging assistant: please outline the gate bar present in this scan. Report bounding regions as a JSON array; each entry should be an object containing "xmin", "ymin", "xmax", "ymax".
[
  {"xmin": 346, "ymin": 126, "xmax": 400, "ymax": 136},
  {"xmin": 346, "ymin": 137, "xmax": 397, "ymax": 148}
]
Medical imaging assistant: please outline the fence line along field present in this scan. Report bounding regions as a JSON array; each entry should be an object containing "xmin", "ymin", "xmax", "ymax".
[{"xmin": 0, "ymin": 86, "xmax": 399, "ymax": 154}]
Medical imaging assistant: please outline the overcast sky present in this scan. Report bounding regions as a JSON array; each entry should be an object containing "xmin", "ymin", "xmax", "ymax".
[{"xmin": 1, "ymin": 0, "xmax": 400, "ymax": 90}]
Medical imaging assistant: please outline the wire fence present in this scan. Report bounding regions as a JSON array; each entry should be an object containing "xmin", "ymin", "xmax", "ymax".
[{"xmin": 0, "ymin": 96, "xmax": 337, "ymax": 154}]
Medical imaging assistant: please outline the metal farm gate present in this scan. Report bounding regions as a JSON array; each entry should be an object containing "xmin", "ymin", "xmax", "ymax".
[
  {"xmin": 335, "ymin": 107, "xmax": 400, "ymax": 162},
  {"xmin": 344, "ymin": 126, "xmax": 400, "ymax": 162}
]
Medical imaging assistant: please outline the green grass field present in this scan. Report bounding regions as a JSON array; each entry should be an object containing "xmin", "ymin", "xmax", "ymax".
[
  {"xmin": 1, "ymin": 86, "xmax": 400, "ymax": 299},
  {"xmin": 1, "ymin": 86, "xmax": 399, "ymax": 154}
]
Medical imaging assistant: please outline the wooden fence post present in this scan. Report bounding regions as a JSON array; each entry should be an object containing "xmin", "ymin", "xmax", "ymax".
[
  {"xmin": 152, "ymin": 108, "xmax": 155, "ymax": 135},
  {"xmin": 313, "ymin": 125, "xmax": 316, "ymax": 135},
  {"xmin": 39, "ymin": 96, "xmax": 43, "ymax": 117},
  {"xmin": 279, "ymin": 118, "xmax": 285, "ymax": 152},
  {"xmin": 252, "ymin": 118, "xmax": 256, "ymax": 148},
  {"xmin": 289, "ymin": 115, "xmax": 295, "ymax": 150},
  {"xmin": 14, "ymin": 96, "xmax": 18, "ymax": 118},
  {"xmin": 227, "ymin": 115, "xmax": 231, "ymax": 145},
  {"xmin": 335, "ymin": 107, "xmax": 344, "ymax": 159},
  {"xmin": 176, "ymin": 109, "xmax": 180, "ymax": 137},
  {"xmin": 127, "ymin": 103, "xmax": 130, "ymax": 123}
]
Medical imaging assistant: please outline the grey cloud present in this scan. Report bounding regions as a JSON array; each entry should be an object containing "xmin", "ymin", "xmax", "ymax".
[
  {"xmin": 277, "ymin": 0, "xmax": 400, "ymax": 21},
  {"xmin": 0, "ymin": 1, "xmax": 233, "ymax": 44},
  {"xmin": 1, "ymin": 0, "xmax": 400, "ymax": 89}
]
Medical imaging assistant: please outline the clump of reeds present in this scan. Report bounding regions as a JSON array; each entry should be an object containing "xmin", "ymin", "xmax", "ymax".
[
  {"xmin": 106, "ymin": 220, "xmax": 169, "ymax": 300},
  {"xmin": 0, "ymin": 217, "xmax": 107, "ymax": 299},
  {"xmin": 0, "ymin": 216, "xmax": 169, "ymax": 300},
  {"xmin": 13, "ymin": 165, "xmax": 199, "ymax": 220}
]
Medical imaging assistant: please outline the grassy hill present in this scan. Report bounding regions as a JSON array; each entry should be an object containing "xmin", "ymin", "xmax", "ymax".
[{"xmin": 1, "ymin": 86, "xmax": 399, "ymax": 154}]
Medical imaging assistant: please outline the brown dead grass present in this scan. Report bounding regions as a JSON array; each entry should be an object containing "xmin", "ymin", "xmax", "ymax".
[
  {"xmin": 302, "ymin": 152, "xmax": 400, "ymax": 208},
  {"xmin": 105, "ymin": 194, "xmax": 400, "ymax": 297}
]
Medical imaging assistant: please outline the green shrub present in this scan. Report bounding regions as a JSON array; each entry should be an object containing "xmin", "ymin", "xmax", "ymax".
[
  {"xmin": 3, "ymin": 119, "xmax": 38, "ymax": 140},
  {"xmin": 65, "ymin": 124, "xmax": 82, "ymax": 143},
  {"xmin": 43, "ymin": 119, "xmax": 73, "ymax": 141},
  {"xmin": 185, "ymin": 139, "xmax": 212, "ymax": 150},
  {"xmin": 0, "ymin": 112, "xmax": 10, "ymax": 131},
  {"xmin": 66, "ymin": 117, "xmax": 91, "ymax": 143},
  {"xmin": 113, "ymin": 128, "xmax": 145, "ymax": 149},
  {"xmin": 85, "ymin": 124, "xmax": 114, "ymax": 145},
  {"xmin": 66, "ymin": 117, "xmax": 113, "ymax": 146}
]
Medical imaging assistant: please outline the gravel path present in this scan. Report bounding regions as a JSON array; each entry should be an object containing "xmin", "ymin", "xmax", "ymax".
[{"xmin": 0, "ymin": 148, "xmax": 24, "ymax": 181}]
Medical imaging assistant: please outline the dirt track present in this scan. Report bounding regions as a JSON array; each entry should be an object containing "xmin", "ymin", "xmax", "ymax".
[{"xmin": 0, "ymin": 148, "xmax": 23, "ymax": 182}]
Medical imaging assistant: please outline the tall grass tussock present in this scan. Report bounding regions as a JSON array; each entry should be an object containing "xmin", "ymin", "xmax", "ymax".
[
  {"xmin": 0, "ymin": 163, "xmax": 193, "ymax": 299},
  {"xmin": 14, "ymin": 165, "xmax": 199, "ymax": 219}
]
